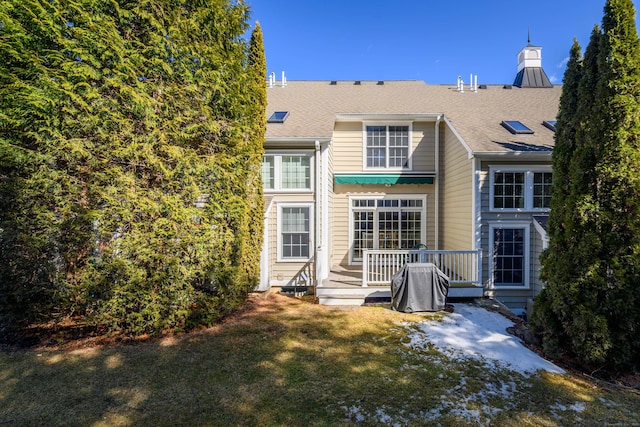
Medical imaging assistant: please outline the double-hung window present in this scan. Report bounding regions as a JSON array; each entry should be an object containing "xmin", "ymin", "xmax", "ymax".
[
  {"xmin": 490, "ymin": 167, "xmax": 552, "ymax": 211},
  {"xmin": 278, "ymin": 204, "xmax": 312, "ymax": 262},
  {"xmin": 262, "ymin": 152, "xmax": 312, "ymax": 191},
  {"xmin": 490, "ymin": 223, "xmax": 530, "ymax": 288},
  {"xmin": 364, "ymin": 125, "xmax": 411, "ymax": 169}
]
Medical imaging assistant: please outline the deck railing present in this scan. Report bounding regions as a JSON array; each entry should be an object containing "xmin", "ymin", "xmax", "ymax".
[{"xmin": 362, "ymin": 249, "xmax": 482, "ymax": 287}]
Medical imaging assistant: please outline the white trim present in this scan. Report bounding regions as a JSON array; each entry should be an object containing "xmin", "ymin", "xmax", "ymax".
[
  {"xmin": 474, "ymin": 152, "xmax": 552, "ymax": 161},
  {"xmin": 434, "ymin": 115, "xmax": 441, "ymax": 250},
  {"xmin": 265, "ymin": 137, "xmax": 331, "ymax": 145},
  {"xmin": 443, "ymin": 117, "xmax": 474, "ymax": 159},
  {"xmin": 319, "ymin": 141, "xmax": 331, "ymax": 284},
  {"xmin": 533, "ymin": 218, "xmax": 550, "ymax": 250},
  {"xmin": 473, "ymin": 158, "xmax": 482, "ymax": 251},
  {"xmin": 263, "ymin": 150, "xmax": 315, "ymax": 193},
  {"xmin": 336, "ymin": 113, "xmax": 441, "ymax": 122},
  {"xmin": 362, "ymin": 122, "xmax": 413, "ymax": 171},
  {"xmin": 488, "ymin": 222, "xmax": 531, "ymax": 290},
  {"xmin": 489, "ymin": 165, "xmax": 552, "ymax": 212},
  {"xmin": 277, "ymin": 202, "xmax": 314, "ymax": 263},
  {"xmin": 347, "ymin": 194, "xmax": 428, "ymax": 265}
]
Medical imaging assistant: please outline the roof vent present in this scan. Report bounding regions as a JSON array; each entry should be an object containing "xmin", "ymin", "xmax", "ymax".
[
  {"xmin": 377, "ymin": 81, "xmax": 384, "ymax": 85},
  {"xmin": 354, "ymin": 81, "xmax": 361, "ymax": 85},
  {"xmin": 330, "ymin": 80, "xmax": 337, "ymax": 85},
  {"xmin": 503, "ymin": 84, "xmax": 513, "ymax": 89}
]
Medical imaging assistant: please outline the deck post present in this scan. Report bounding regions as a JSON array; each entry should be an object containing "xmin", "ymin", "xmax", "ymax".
[{"xmin": 362, "ymin": 250, "xmax": 369, "ymax": 287}]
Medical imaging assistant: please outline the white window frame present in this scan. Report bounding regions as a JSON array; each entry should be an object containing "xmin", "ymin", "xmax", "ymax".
[
  {"xmin": 489, "ymin": 165, "xmax": 552, "ymax": 212},
  {"xmin": 348, "ymin": 194, "xmax": 427, "ymax": 265},
  {"xmin": 362, "ymin": 122, "xmax": 413, "ymax": 171},
  {"xmin": 488, "ymin": 222, "xmax": 531, "ymax": 289},
  {"xmin": 277, "ymin": 203, "xmax": 314, "ymax": 263},
  {"xmin": 263, "ymin": 150, "xmax": 314, "ymax": 193}
]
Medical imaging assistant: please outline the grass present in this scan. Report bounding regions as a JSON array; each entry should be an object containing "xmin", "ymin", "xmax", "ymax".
[{"xmin": 1, "ymin": 293, "xmax": 639, "ymax": 426}]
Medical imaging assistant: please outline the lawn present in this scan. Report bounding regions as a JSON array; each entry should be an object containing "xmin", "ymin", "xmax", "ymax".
[{"xmin": 1, "ymin": 293, "xmax": 639, "ymax": 426}]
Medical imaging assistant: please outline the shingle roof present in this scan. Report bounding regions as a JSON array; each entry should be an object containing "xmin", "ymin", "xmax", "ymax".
[
  {"xmin": 265, "ymin": 80, "xmax": 562, "ymax": 154},
  {"xmin": 533, "ymin": 215, "xmax": 549, "ymax": 232}
]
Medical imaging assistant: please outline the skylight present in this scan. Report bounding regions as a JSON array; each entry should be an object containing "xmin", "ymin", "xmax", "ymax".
[
  {"xmin": 268, "ymin": 111, "xmax": 289, "ymax": 123},
  {"xmin": 542, "ymin": 120, "xmax": 557, "ymax": 132},
  {"xmin": 501, "ymin": 120, "xmax": 534, "ymax": 134}
]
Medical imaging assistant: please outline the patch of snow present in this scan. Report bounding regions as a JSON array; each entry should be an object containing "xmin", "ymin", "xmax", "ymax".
[
  {"xmin": 569, "ymin": 402, "xmax": 587, "ymax": 412},
  {"xmin": 551, "ymin": 401, "xmax": 588, "ymax": 413},
  {"xmin": 407, "ymin": 303, "xmax": 564, "ymax": 375}
]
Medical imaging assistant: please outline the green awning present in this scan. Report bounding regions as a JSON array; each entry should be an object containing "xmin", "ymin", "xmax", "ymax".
[{"xmin": 334, "ymin": 174, "xmax": 434, "ymax": 185}]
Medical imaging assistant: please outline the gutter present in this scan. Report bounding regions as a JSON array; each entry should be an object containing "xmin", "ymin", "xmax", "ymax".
[
  {"xmin": 473, "ymin": 151, "xmax": 552, "ymax": 161},
  {"xmin": 315, "ymin": 140, "xmax": 320, "ymax": 287},
  {"xmin": 434, "ymin": 115, "xmax": 442, "ymax": 250}
]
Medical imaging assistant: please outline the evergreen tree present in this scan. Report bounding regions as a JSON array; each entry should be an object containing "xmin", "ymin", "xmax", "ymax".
[
  {"xmin": 590, "ymin": 0, "xmax": 640, "ymax": 369},
  {"xmin": 533, "ymin": 0, "xmax": 640, "ymax": 371},
  {"xmin": 533, "ymin": 38, "xmax": 583, "ymax": 356},
  {"xmin": 241, "ymin": 22, "xmax": 267, "ymax": 286},
  {"xmin": 0, "ymin": 0, "xmax": 264, "ymax": 337}
]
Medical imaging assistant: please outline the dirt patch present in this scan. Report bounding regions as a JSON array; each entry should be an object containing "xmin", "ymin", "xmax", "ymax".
[{"xmin": 0, "ymin": 292, "xmax": 290, "ymax": 352}]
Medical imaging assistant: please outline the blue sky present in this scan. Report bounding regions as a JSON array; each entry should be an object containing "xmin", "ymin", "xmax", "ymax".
[{"xmin": 247, "ymin": 0, "xmax": 640, "ymax": 85}]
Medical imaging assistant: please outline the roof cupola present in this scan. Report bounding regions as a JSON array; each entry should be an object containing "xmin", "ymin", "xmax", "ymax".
[{"xmin": 513, "ymin": 32, "xmax": 553, "ymax": 88}]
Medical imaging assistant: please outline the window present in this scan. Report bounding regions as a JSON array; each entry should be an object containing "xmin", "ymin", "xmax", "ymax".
[
  {"xmin": 490, "ymin": 167, "xmax": 552, "ymax": 211},
  {"xmin": 542, "ymin": 120, "xmax": 557, "ymax": 132},
  {"xmin": 279, "ymin": 205, "xmax": 312, "ymax": 261},
  {"xmin": 364, "ymin": 125, "xmax": 411, "ymax": 169},
  {"xmin": 350, "ymin": 196, "xmax": 425, "ymax": 262},
  {"xmin": 533, "ymin": 172, "xmax": 552, "ymax": 208},
  {"xmin": 261, "ymin": 156, "xmax": 275, "ymax": 189},
  {"xmin": 501, "ymin": 120, "xmax": 534, "ymax": 134},
  {"xmin": 267, "ymin": 111, "xmax": 289, "ymax": 123},
  {"xmin": 490, "ymin": 224, "xmax": 530, "ymax": 288},
  {"xmin": 262, "ymin": 152, "xmax": 312, "ymax": 191},
  {"xmin": 493, "ymin": 172, "xmax": 525, "ymax": 209}
]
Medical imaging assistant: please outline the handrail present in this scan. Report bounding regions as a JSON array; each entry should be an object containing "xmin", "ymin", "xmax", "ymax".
[{"xmin": 362, "ymin": 249, "xmax": 482, "ymax": 287}]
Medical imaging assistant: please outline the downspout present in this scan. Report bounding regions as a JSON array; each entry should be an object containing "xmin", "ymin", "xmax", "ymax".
[
  {"xmin": 314, "ymin": 140, "xmax": 321, "ymax": 287},
  {"xmin": 434, "ymin": 115, "xmax": 442, "ymax": 250}
]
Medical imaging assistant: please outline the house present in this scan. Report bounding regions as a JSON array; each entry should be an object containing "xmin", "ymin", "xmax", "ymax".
[{"xmin": 259, "ymin": 43, "xmax": 561, "ymax": 316}]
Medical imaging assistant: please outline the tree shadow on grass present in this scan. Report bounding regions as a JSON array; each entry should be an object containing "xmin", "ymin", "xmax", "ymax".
[{"xmin": 1, "ymin": 293, "xmax": 639, "ymax": 426}]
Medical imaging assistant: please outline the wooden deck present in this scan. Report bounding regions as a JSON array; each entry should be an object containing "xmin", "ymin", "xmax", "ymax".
[{"xmin": 317, "ymin": 264, "xmax": 483, "ymax": 306}]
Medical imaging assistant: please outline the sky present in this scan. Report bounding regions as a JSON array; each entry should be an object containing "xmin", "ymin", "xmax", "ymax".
[{"xmin": 247, "ymin": 0, "xmax": 640, "ymax": 85}]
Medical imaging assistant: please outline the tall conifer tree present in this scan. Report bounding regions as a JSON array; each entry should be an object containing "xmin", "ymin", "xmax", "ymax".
[
  {"xmin": 0, "ymin": 0, "xmax": 263, "ymax": 336},
  {"xmin": 534, "ymin": 0, "xmax": 640, "ymax": 371},
  {"xmin": 243, "ymin": 22, "xmax": 267, "ymax": 285},
  {"xmin": 533, "ymin": 39, "xmax": 583, "ymax": 355}
]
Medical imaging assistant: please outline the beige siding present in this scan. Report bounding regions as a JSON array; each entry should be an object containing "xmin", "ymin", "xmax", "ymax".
[
  {"xmin": 327, "ymin": 142, "xmax": 334, "ymax": 265},
  {"xmin": 411, "ymin": 122, "xmax": 436, "ymax": 171},
  {"xmin": 330, "ymin": 184, "xmax": 436, "ymax": 267},
  {"xmin": 332, "ymin": 122, "xmax": 364, "ymax": 172},
  {"xmin": 267, "ymin": 194, "xmax": 315, "ymax": 285},
  {"xmin": 332, "ymin": 121, "xmax": 436, "ymax": 173},
  {"xmin": 441, "ymin": 125, "xmax": 473, "ymax": 250}
]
